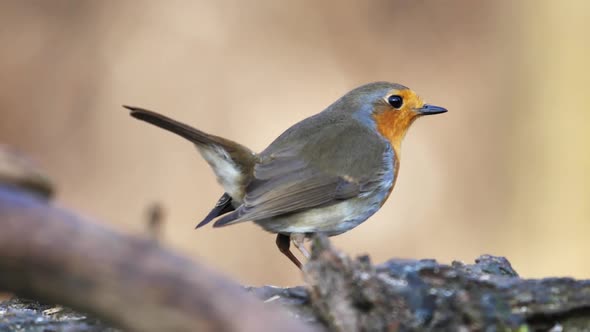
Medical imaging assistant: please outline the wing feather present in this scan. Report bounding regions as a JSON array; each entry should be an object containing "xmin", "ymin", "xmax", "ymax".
[{"xmin": 213, "ymin": 121, "xmax": 392, "ymax": 227}]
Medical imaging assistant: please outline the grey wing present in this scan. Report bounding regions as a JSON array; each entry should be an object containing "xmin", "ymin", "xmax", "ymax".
[
  {"xmin": 213, "ymin": 151, "xmax": 367, "ymax": 227},
  {"xmin": 213, "ymin": 120, "xmax": 394, "ymax": 227},
  {"xmin": 214, "ymin": 147, "xmax": 391, "ymax": 227}
]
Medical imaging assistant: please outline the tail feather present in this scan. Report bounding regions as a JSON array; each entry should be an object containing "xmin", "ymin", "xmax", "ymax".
[
  {"xmin": 195, "ymin": 193, "xmax": 235, "ymax": 228},
  {"xmin": 124, "ymin": 105, "xmax": 257, "ymax": 200},
  {"xmin": 125, "ymin": 105, "xmax": 220, "ymax": 146},
  {"xmin": 213, "ymin": 210, "xmax": 242, "ymax": 227}
]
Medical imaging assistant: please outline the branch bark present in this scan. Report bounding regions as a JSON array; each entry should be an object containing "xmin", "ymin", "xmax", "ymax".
[
  {"xmin": 0, "ymin": 184, "xmax": 312, "ymax": 332},
  {"xmin": 300, "ymin": 236, "xmax": 590, "ymax": 331}
]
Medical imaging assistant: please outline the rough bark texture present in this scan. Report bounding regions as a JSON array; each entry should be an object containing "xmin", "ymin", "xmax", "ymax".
[
  {"xmin": 301, "ymin": 236, "xmax": 590, "ymax": 331},
  {"xmin": 0, "ymin": 298, "xmax": 119, "ymax": 332}
]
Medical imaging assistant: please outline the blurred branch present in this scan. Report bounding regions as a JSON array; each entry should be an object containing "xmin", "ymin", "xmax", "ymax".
[
  {"xmin": 0, "ymin": 184, "xmax": 312, "ymax": 332},
  {"xmin": 145, "ymin": 202, "xmax": 165, "ymax": 243},
  {"xmin": 0, "ymin": 185, "xmax": 312, "ymax": 332},
  {"xmin": 0, "ymin": 148, "xmax": 312, "ymax": 332},
  {"xmin": 0, "ymin": 145, "xmax": 53, "ymax": 198}
]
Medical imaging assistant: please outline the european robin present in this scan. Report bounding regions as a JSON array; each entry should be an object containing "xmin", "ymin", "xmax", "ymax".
[{"xmin": 125, "ymin": 82, "xmax": 446, "ymax": 269}]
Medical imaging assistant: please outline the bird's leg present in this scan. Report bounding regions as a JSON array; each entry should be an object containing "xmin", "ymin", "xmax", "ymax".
[
  {"xmin": 291, "ymin": 233, "xmax": 310, "ymax": 259},
  {"xmin": 275, "ymin": 234, "xmax": 302, "ymax": 269}
]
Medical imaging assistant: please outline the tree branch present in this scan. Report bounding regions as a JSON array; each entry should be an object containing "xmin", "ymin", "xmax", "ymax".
[{"xmin": 0, "ymin": 184, "xmax": 312, "ymax": 332}]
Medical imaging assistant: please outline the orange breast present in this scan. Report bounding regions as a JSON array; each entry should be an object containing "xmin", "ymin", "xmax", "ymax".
[
  {"xmin": 373, "ymin": 107, "xmax": 417, "ymax": 208},
  {"xmin": 373, "ymin": 108, "xmax": 418, "ymax": 154},
  {"xmin": 371, "ymin": 89, "xmax": 423, "ymax": 208}
]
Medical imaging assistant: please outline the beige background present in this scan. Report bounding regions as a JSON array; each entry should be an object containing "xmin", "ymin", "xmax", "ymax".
[{"xmin": 1, "ymin": 1, "xmax": 588, "ymax": 286}]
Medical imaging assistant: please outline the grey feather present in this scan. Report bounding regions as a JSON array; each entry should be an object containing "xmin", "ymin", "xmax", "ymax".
[{"xmin": 213, "ymin": 113, "xmax": 392, "ymax": 227}]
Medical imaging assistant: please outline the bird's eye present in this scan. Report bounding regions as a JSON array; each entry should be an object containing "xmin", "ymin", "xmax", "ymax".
[{"xmin": 387, "ymin": 95, "xmax": 403, "ymax": 109}]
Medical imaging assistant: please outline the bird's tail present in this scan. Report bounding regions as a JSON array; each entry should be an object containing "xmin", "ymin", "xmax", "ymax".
[{"xmin": 124, "ymin": 106, "xmax": 257, "ymax": 201}]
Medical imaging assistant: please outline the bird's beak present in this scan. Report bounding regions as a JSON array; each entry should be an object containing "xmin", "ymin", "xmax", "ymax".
[{"xmin": 417, "ymin": 104, "xmax": 447, "ymax": 115}]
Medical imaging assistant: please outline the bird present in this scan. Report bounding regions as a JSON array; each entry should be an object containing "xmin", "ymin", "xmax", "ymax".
[{"xmin": 124, "ymin": 82, "xmax": 447, "ymax": 269}]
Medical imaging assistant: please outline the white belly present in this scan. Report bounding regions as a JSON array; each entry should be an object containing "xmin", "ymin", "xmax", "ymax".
[{"xmin": 253, "ymin": 190, "xmax": 387, "ymax": 236}]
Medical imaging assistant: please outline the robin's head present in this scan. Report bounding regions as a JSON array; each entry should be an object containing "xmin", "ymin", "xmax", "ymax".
[{"xmin": 339, "ymin": 82, "xmax": 447, "ymax": 152}]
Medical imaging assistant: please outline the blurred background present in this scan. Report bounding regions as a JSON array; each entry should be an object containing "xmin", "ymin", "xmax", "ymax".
[{"xmin": 0, "ymin": 0, "xmax": 588, "ymax": 286}]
